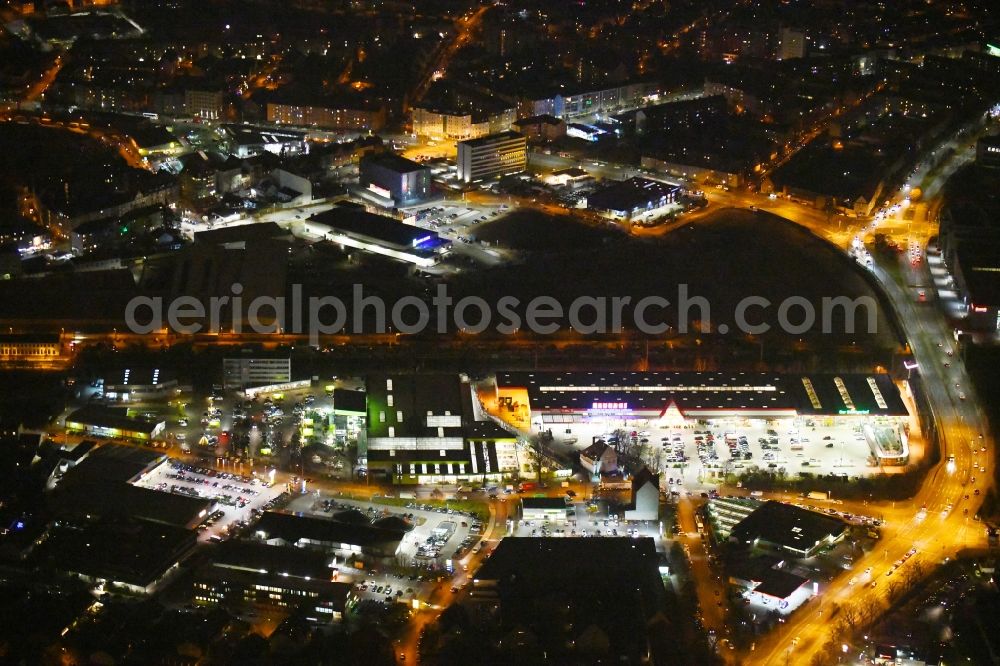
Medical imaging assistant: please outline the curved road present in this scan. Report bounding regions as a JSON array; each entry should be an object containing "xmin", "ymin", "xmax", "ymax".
[{"xmin": 733, "ymin": 194, "xmax": 994, "ymax": 664}]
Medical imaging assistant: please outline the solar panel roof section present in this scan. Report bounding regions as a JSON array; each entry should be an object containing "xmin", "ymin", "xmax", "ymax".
[{"xmin": 790, "ymin": 374, "xmax": 908, "ymax": 416}]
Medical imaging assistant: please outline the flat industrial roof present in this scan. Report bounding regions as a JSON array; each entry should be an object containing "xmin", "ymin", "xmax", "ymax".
[
  {"xmin": 307, "ymin": 209, "xmax": 445, "ymax": 252},
  {"xmin": 730, "ymin": 556, "xmax": 809, "ymax": 599},
  {"xmin": 464, "ymin": 419, "xmax": 516, "ymax": 440},
  {"xmin": 222, "ymin": 124, "xmax": 306, "ymax": 145},
  {"xmin": 497, "ymin": 371, "xmax": 792, "ymax": 414},
  {"xmin": 332, "ymin": 388, "xmax": 367, "ymax": 415},
  {"xmin": 366, "ymin": 438, "xmax": 503, "ymax": 471},
  {"xmin": 587, "ymin": 177, "xmax": 681, "ymax": 212},
  {"xmin": 784, "ymin": 374, "xmax": 907, "ymax": 416},
  {"xmin": 61, "ymin": 443, "xmax": 164, "ymax": 484},
  {"xmin": 65, "ymin": 407, "xmax": 165, "ymax": 435},
  {"xmin": 210, "ymin": 540, "xmax": 337, "ymax": 580},
  {"xmin": 729, "ymin": 501, "xmax": 847, "ymax": 554},
  {"xmin": 362, "ymin": 152, "xmax": 428, "ymax": 174},
  {"xmin": 36, "ymin": 519, "xmax": 196, "ymax": 588},
  {"xmin": 366, "ymin": 373, "xmax": 465, "ymax": 439},
  {"xmin": 753, "ymin": 568, "xmax": 809, "ymax": 599},
  {"xmin": 254, "ymin": 511, "xmax": 406, "ymax": 549},
  {"xmin": 193, "ymin": 221, "xmax": 289, "ymax": 245},
  {"xmin": 552, "ymin": 167, "xmax": 589, "ymax": 178},
  {"xmin": 521, "ymin": 497, "xmax": 569, "ymax": 510},
  {"xmin": 102, "ymin": 366, "xmax": 176, "ymax": 387},
  {"xmin": 955, "ymin": 242, "xmax": 1000, "ymax": 307},
  {"xmin": 496, "ymin": 371, "xmax": 907, "ymax": 417},
  {"xmin": 51, "ymin": 480, "xmax": 214, "ymax": 527}
]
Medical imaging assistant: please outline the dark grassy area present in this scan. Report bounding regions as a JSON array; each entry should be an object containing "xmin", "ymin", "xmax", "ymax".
[
  {"xmin": 475, "ymin": 209, "xmax": 622, "ymax": 250},
  {"xmin": 729, "ymin": 466, "xmax": 927, "ymax": 502},
  {"xmin": 453, "ymin": 208, "xmax": 900, "ymax": 348},
  {"xmin": 0, "ymin": 371, "xmax": 69, "ymax": 428}
]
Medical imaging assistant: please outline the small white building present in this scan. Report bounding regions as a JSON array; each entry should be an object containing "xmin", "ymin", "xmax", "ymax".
[
  {"xmin": 521, "ymin": 497, "xmax": 571, "ymax": 523},
  {"xmin": 624, "ymin": 468, "xmax": 660, "ymax": 521}
]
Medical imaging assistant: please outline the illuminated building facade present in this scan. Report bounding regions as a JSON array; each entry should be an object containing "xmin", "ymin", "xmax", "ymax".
[{"xmin": 456, "ymin": 131, "xmax": 527, "ymax": 183}]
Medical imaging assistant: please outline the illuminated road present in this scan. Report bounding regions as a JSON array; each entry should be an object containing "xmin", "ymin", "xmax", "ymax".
[
  {"xmin": 676, "ymin": 497, "xmax": 730, "ymax": 639},
  {"xmin": 530, "ymin": 124, "xmax": 997, "ymax": 664},
  {"xmin": 394, "ymin": 496, "xmax": 511, "ymax": 664},
  {"xmin": 736, "ymin": 149, "xmax": 995, "ymax": 666},
  {"xmin": 408, "ymin": 3, "xmax": 492, "ymax": 107},
  {"xmin": 24, "ymin": 53, "xmax": 64, "ymax": 102}
]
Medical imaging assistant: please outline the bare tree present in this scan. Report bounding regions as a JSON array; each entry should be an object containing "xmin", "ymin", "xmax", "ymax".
[
  {"xmin": 885, "ymin": 578, "xmax": 903, "ymax": 602},
  {"xmin": 857, "ymin": 597, "xmax": 883, "ymax": 627},
  {"xmin": 525, "ymin": 433, "xmax": 547, "ymax": 481},
  {"xmin": 902, "ymin": 560, "xmax": 927, "ymax": 588},
  {"xmin": 840, "ymin": 604, "xmax": 860, "ymax": 630},
  {"xmin": 612, "ymin": 428, "xmax": 634, "ymax": 459}
]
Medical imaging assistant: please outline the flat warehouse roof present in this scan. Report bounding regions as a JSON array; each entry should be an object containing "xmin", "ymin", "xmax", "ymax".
[
  {"xmin": 307, "ymin": 209, "xmax": 444, "ymax": 250},
  {"xmin": 366, "ymin": 374, "xmax": 466, "ymax": 439},
  {"xmin": 102, "ymin": 366, "xmax": 175, "ymax": 387},
  {"xmin": 754, "ymin": 568, "xmax": 809, "ymax": 599},
  {"xmin": 210, "ymin": 540, "xmax": 336, "ymax": 580},
  {"xmin": 62, "ymin": 443, "xmax": 164, "ymax": 484},
  {"xmin": 730, "ymin": 501, "xmax": 847, "ymax": 554},
  {"xmin": 522, "ymin": 497, "xmax": 569, "ymax": 510},
  {"xmin": 495, "ymin": 371, "xmax": 907, "ymax": 417},
  {"xmin": 254, "ymin": 511, "xmax": 405, "ymax": 549},
  {"xmin": 65, "ymin": 407, "xmax": 164, "ymax": 435},
  {"xmin": 37, "ymin": 519, "xmax": 196, "ymax": 589},
  {"xmin": 497, "ymin": 371, "xmax": 792, "ymax": 414},
  {"xmin": 785, "ymin": 374, "xmax": 907, "ymax": 416},
  {"xmin": 587, "ymin": 177, "xmax": 681, "ymax": 212},
  {"xmin": 222, "ymin": 124, "xmax": 305, "ymax": 145},
  {"xmin": 332, "ymin": 388, "xmax": 367, "ymax": 414},
  {"xmin": 51, "ymin": 480, "xmax": 213, "ymax": 527},
  {"xmin": 363, "ymin": 152, "xmax": 428, "ymax": 174}
]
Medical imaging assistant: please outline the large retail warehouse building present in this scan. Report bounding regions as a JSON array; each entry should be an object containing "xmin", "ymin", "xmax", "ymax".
[{"xmin": 485, "ymin": 371, "xmax": 911, "ymax": 465}]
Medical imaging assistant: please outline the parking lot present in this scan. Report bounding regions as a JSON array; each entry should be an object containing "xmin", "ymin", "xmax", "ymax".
[
  {"xmin": 132, "ymin": 458, "xmax": 286, "ymax": 540},
  {"xmin": 282, "ymin": 494, "xmax": 484, "ymax": 605},
  {"xmin": 544, "ymin": 418, "xmax": 897, "ymax": 489},
  {"xmin": 408, "ymin": 202, "xmax": 509, "ymax": 245},
  {"xmin": 285, "ymin": 494, "xmax": 482, "ymax": 567},
  {"xmin": 154, "ymin": 381, "xmax": 363, "ymax": 477}
]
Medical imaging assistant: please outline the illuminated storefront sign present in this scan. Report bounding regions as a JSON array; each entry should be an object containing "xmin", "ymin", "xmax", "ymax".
[{"xmin": 588, "ymin": 401, "xmax": 631, "ymax": 414}]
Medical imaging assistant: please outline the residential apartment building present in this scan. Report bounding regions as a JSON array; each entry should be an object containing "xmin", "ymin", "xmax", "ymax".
[
  {"xmin": 411, "ymin": 105, "xmax": 516, "ymax": 142},
  {"xmin": 185, "ymin": 88, "xmax": 224, "ymax": 120},
  {"xmin": 267, "ymin": 100, "xmax": 387, "ymax": 132}
]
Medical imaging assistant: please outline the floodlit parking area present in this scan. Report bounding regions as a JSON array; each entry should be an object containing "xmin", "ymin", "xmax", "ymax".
[
  {"xmin": 543, "ymin": 419, "xmax": 899, "ymax": 488},
  {"xmin": 284, "ymin": 494, "xmax": 480, "ymax": 566},
  {"xmin": 132, "ymin": 459, "xmax": 284, "ymax": 539},
  {"xmin": 407, "ymin": 202, "xmax": 508, "ymax": 244},
  {"xmin": 510, "ymin": 499, "xmax": 664, "ymax": 545},
  {"xmin": 275, "ymin": 495, "xmax": 481, "ymax": 605}
]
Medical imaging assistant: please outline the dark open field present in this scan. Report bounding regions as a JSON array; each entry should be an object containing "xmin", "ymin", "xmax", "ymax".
[{"xmin": 455, "ymin": 207, "xmax": 901, "ymax": 348}]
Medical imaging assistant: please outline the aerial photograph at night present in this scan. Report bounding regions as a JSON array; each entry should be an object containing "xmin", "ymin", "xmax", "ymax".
[{"xmin": 1, "ymin": 0, "xmax": 1000, "ymax": 664}]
